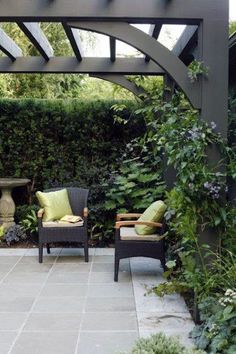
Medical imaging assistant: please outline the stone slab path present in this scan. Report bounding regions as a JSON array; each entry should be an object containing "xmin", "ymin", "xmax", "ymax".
[{"xmin": 0, "ymin": 248, "xmax": 194, "ymax": 354}]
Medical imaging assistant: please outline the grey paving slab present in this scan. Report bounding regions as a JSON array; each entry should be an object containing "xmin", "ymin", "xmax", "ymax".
[
  {"xmin": 0, "ymin": 331, "xmax": 18, "ymax": 354},
  {"xmin": 0, "ymin": 264, "xmax": 15, "ymax": 273},
  {"xmin": 0, "ymin": 249, "xmax": 195, "ymax": 353},
  {"xmin": 77, "ymin": 332, "xmax": 138, "ymax": 354},
  {"xmin": 0, "ymin": 283, "xmax": 42, "ymax": 297},
  {"xmin": 85, "ymin": 297, "xmax": 136, "ymax": 312},
  {"xmin": 10, "ymin": 331, "xmax": 78, "ymax": 354},
  {"xmin": 0, "ymin": 296, "xmax": 35, "ymax": 312},
  {"xmin": 19, "ymin": 256, "xmax": 57, "ymax": 264},
  {"xmin": 81, "ymin": 312, "xmax": 138, "ymax": 331},
  {"xmin": 89, "ymin": 271, "xmax": 131, "ymax": 283},
  {"xmin": 10, "ymin": 263, "xmax": 53, "ymax": 273},
  {"xmin": 135, "ymin": 293, "xmax": 190, "ymax": 313},
  {"xmin": 0, "ymin": 313, "xmax": 27, "ymax": 331},
  {"xmin": 23, "ymin": 313, "xmax": 82, "ymax": 331},
  {"xmin": 51, "ymin": 263, "xmax": 91, "ymax": 273},
  {"xmin": 0, "ymin": 256, "xmax": 20, "ymax": 264},
  {"xmin": 59, "ymin": 248, "xmax": 95, "ymax": 256},
  {"xmin": 92, "ymin": 255, "xmax": 114, "ymax": 263},
  {"xmin": 40, "ymin": 283, "xmax": 88, "ymax": 297},
  {"xmin": 91, "ymin": 262, "xmax": 130, "ymax": 273},
  {"xmin": 57, "ymin": 256, "xmax": 89, "ymax": 263},
  {"xmin": 137, "ymin": 312, "xmax": 194, "ymax": 332},
  {"xmin": 0, "ymin": 249, "xmax": 26, "ymax": 256},
  {"xmin": 3, "ymin": 272, "xmax": 48, "ymax": 284},
  {"xmin": 46, "ymin": 272, "xmax": 89, "ymax": 284},
  {"xmin": 25, "ymin": 247, "xmax": 62, "ymax": 256},
  {"xmin": 32, "ymin": 296, "xmax": 85, "ymax": 313},
  {"xmin": 87, "ymin": 284, "xmax": 133, "ymax": 298}
]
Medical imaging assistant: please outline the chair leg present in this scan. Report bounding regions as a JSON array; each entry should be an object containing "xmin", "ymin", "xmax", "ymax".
[
  {"xmin": 39, "ymin": 243, "xmax": 43, "ymax": 263},
  {"xmin": 160, "ymin": 255, "xmax": 166, "ymax": 271},
  {"xmin": 46, "ymin": 244, "xmax": 50, "ymax": 254},
  {"xmin": 84, "ymin": 241, "xmax": 89, "ymax": 263},
  {"xmin": 114, "ymin": 256, "xmax": 120, "ymax": 282}
]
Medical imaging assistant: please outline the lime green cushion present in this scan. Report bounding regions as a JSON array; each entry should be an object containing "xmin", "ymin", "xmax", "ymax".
[
  {"xmin": 36, "ymin": 189, "xmax": 73, "ymax": 222},
  {"xmin": 135, "ymin": 200, "xmax": 167, "ymax": 235}
]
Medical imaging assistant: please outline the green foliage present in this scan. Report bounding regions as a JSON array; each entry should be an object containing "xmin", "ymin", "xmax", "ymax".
[
  {"xmin": 191, "ymin": 291, "xmax": 236, "ymax": 354},
  {"xmin": 20, "ymin": 210, "xmax": 38, "ymax": 235},
  {"xmin": 0, "ymin": 98, "xmax": 143, "ymax": 241},
  {"xmin": 124, "ymin": 333, "xmax": 204, "ymax": 354},
  {"xmin": 0, "ymin": 225, "xmax": 5, "ymax": 239},
  {"xmin": 188, "ymin": 60, "xmax": 209, "ymax": 83},
  {"xmin": 229, "ymin": 21, "xmax": 236, "ymax": 36}
]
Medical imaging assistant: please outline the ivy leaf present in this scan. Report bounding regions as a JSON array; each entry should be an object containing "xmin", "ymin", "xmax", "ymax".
[{"xmin": 165, "ymin": 260, "xmax": 176, "ymax": 269}]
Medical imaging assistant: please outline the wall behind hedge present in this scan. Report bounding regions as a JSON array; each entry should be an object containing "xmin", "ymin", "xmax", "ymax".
[{"xmin": 0, "ymin": 99, "xmax": 144, "ymax": 239}]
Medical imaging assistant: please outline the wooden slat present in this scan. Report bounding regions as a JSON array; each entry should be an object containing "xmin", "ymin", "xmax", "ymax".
[
  {"xmin": 145, "ymin": 23, "xmax": 162, "ymax": 62},
  {"xmin": 62, "ymin": 23, "xmax": 83, "ymax": 61},
  {"xmin": 0, "ymin": 57, "xmax": 164, "ymax": 74},
  {"xmin": 17, "ymin": 22, "xmax": 53, "ymax": 60},
  {"xmin": 0, "ymin": 27, "xmax": 22, "ymax": 61},
  {"xmin": 110, "ymin": 37, "xmax": 116, "ymax": 62}
]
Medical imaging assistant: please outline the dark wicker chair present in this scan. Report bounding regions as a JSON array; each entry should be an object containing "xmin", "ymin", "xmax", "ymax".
[
  {"xmin": 37, "ymin": 187, "xmax": 89, "ymax": 263},
  {"xmin": 114, "ymin": 213, "xmax": 166, "ymax": 281}
]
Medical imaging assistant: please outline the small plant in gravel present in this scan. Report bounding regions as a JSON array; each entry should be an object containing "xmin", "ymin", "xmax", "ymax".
[{"xmin": 4, "ymin": 224, "xmax": 27, "ymax": 246}]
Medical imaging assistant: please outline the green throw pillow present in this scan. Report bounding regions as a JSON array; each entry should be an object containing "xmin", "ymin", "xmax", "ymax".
[
  {"xmin": 36, "ymin": 189, "xmax": 73, "ymax": 222},
  {"xmin": 135, "ymin": 200, "xmax": 167, "ymax": 235}
]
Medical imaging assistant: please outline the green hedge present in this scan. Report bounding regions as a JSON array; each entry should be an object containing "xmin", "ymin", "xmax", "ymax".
[{"xmin": 0, "ymin": 98, "xmax": 144, "ymax": 241}]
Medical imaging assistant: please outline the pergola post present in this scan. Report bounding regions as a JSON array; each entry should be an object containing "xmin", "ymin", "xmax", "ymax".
[{"xmin": 197, "ymin": 4, "xmax": 229, "ymax": 250}]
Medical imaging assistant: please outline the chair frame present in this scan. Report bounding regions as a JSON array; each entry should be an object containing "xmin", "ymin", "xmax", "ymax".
[
  {"xmin": 114, "ymin": 213, "xmax": 166, "ymax": 281},
  {"xmin": 37, "ymin": 187, "xmax": 89, "ymax": 263}
]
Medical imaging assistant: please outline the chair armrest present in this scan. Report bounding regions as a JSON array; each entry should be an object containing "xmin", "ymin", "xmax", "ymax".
[
  {"xmin": 115, "ymin": 220, "xmax": 163, "ymax": 229},
  {"xmin": 83, "ymin": 207, "xmax": 89, "ymax": 218},
  {"xmin": 116, "ymin": 213, "xmax": 142, "ymax": 221},
  {"xmin": 37, "ymin": 208, "xmax": 44, "ymax": 218}
]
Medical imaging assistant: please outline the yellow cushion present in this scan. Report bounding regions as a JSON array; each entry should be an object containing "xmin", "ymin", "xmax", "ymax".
[
  {"xmin": 36, "ymin": 189, "xmax": 73, "ymax": 222},
  {"xmin": 120, "ymin": 227, "xmax": 163, "ymax": 241},
  {"xmin": 135, "ymin": 200, "xmax": 167, "ymax": 235}
]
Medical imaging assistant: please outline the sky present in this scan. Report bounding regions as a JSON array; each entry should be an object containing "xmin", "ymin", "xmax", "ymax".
[
  {"xmin": 83, "ymin": 0, "xmax": 236, "ymax": 57},
  {"xmin": 230, "ymin": 0, "xmax": 236, "ymax": 21}
]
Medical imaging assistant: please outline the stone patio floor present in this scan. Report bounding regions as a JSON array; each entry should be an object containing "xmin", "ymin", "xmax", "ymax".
[{"xmin": 0, "ymin": 247, "xmax": 194, "ymax": 354}]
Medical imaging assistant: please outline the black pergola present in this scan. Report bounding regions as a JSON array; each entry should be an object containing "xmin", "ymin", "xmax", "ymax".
[
  {"xmin": 0, "ymin": 1, "xmax": 229, "ymax": 243},
  {"xmin": 0, "ymin": 0, "xmax": 229, "ymax": 129}
]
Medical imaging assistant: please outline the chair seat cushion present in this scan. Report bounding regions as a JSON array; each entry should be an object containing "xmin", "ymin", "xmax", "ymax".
[
  {"xmin": 120, "ymin": 227, "xmax": 163, "ymax": 241},
  {"xmin": 43, "ymin": 221, "xmax": 83, "ymax": 228},
  {"xmin": 36, "ymin": 189, "xmax": 73, "ymax": 222},
  {"xmin": 135, "ymin": 200, "xmax": 167, "ymax": 235}
]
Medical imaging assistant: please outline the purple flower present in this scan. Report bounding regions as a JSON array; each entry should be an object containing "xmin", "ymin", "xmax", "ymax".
[{"xmin": 210, "ymin": 121, "xmax": 217, "ymax": 130}]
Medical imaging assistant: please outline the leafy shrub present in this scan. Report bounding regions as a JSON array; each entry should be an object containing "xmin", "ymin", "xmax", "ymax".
[
  {"xmin": 123, "ymin": 333, "xmax": 204, "ymax": 354},
  {"xmin": 0, "ymin": 98, "xmax": 144, "ymax": 242},
  {"xmin": 191, "ymin": 292, "xmax": 236, "ymax": 354},
  {"xmin": 20, "ymin": 210, "xmax": 38, "ymax": 235}
]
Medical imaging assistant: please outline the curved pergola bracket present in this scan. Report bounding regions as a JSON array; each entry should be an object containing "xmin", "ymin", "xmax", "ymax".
[
  {"xmin": 68, "ymin": 21, "xmax": 201, "ymax": 109},
  {"xmin": 90, "ymin": 74, "xmax": 144, "ymax": 98}
]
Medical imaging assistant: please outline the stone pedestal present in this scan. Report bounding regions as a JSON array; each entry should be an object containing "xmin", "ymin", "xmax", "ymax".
[{"xmin": 0, "ymin": 178, "xmax": 30, "ymax": 231}]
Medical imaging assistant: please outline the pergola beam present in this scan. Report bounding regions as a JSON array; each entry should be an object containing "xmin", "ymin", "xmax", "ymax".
[
  {"xmin": 0, "ymin": 57, "xmax": 164, "ymax": 74},
  {"xmin": 0, "ymin": 0, "xmax": 222, "ymax": 22},
  {"xmin": 90, "ymin": 74, "xmax": 144, "ymax": 97},
  {"xmin": 17, "ymin": 22, "xmax": 54, "ymax": 60},
  {"xmin": 62, "ymin": 23, "xmax": 83, "ymax": 61},
  {"xmin": 110, "ymin": 37, "xmax": 116, "ymax": 62},
  {"xmin": 145, "ymin": 23, "xmax": 162, "ymax": 62},
  {"xmin": 0, "ymin": 27, "xmax": 22, "ymax": 60},
  {"xmin": 68, "ymin": 21, "xmax": 201, "ymax": 108}
]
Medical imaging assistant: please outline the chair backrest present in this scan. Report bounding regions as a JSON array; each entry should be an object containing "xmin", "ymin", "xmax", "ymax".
[{"xmin": 44, "ymin": 187, "xmax": 89, "ymax": 216}]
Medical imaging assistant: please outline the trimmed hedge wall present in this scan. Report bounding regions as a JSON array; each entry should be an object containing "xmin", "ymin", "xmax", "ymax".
[{"xmin": 0, "ymin": 99, "xmax": 144, "ymax": 240}]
